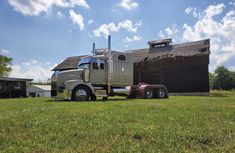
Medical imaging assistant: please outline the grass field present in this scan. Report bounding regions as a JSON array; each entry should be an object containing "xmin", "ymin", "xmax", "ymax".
[{"xmin": 0, "ymin": 91, "xmax": 235, "ymax": 153}]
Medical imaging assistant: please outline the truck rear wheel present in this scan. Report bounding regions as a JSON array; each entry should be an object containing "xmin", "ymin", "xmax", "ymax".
[
  {"xmin": 145, "ymin": 88, "xmax": 154, "ymax": 99},
  {"xmin": 72, "ymin": 86, "xmax": 90, "ymax": 101},
  {"xmin": 157, "ymin": 88, "xmax": 166, "ymax": 98}
]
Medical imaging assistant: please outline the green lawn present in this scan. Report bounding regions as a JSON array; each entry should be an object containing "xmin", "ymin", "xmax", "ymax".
[{"xmin": 0, "ymin": 91, "xmax": 235, "ymax": 153}]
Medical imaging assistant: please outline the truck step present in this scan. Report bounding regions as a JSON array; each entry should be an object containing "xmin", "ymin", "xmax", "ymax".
[
  {"xmin": 95, "ymin": 94, "xmax": 108, "ymax": 97},
  {"xmin": 93, "ymin": 87, "xmax": 105, "ymax": 90}
]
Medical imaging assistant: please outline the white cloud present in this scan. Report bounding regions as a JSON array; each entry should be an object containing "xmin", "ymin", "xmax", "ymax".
[
  {"xmin": 118, "ymin": 20, "xmax": 139, "ymax": 32},
  {"xmin": 10, "ymin": 60, "xmax": 55, "ymax": 82},
  {"xmin": 8, "ymin": 0, "xmax": 89, "ymax": 16},
  {"xmin": 157, "ymin": 26, "xmax": 178, "ymax": 40},
  {"xmin": 118, "ymin": 0, "xmax": 138, "ymax": 10},
  {"xmin": 1, "ymin": 49, "xmax": 10, "ymax": 54},
  {"xmin": 185, "ymin": 7, "xmax": 193, "ymax": 14},
  {"xmin": 93, "ymin": 20, "xmax": 142, "ymax": 38},
  {"xmin": 181, "ymin": 3, "xmax": 235, "ymax": 70},
  {"xmin": 204, "ymin": 3, "xmax": 225, "ymax": 18},
  {"xmin": 22, "ymin": 59, "xmax": 38, "ymax": 66},
  {"xmin": 67, "ymin": 0, "xmax": 89, "ymax": 9},
  {"xmin": 53, "ymin": 0, "xmax": 89, "ymax": 8},
  {"xmin": 165, "ymin": 27, "xmax": 177, "ymax": 36},
  {"xmin": 8, "ymin": 0, "xmax": 52, "ymax": 16},
  {"xmin": 69, "ymin": 9, "xmax": 84, "ymax": 31},
  {"xmin": 88, "ymin": 19, "xmax": 93, "ymax": 25},
  {"xmin": 185, "ymin": 7, "xmax": 201, "ymax": 18},
  {"xmin": 123, "ymin": 35, "xmax": 141, "ymax": 43},
  {"xmin": 93, "ymin": 23, "xmax": 118, "ymax": 38},
  {"xmin": 56, "ymin": 11, "xmax": 64, "ymax": 17}
]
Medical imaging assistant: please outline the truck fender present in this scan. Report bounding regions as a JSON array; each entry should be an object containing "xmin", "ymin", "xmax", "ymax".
[{"xmin": 64, "ymin": 80, "xmax": 94, "ymax": 94}]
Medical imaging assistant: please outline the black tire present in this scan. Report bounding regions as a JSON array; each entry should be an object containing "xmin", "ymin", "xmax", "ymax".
[
  {"xmin": 145, "ymin": 88, "xmax": 154, "ymax": 99},
  {"xmin": 102, "ymin": 97, "xmax": 108, "ymax": 100},
  {"xmin": 72, "ymin": 86, "xmax": 90, "ymax": 101},
  {"xmin": 91, "ymin": 94, "xmax": 97, "ymax": 101},
  {"xmin": 157, "ymin": 88, "xmax": 166, "ymax": 98}
]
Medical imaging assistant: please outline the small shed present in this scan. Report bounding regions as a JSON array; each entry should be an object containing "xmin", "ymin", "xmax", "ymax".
[
  {"xmin": 0, "ymin": 77, "xmax": 33, "ymax": 98},
  {"xmin": 27, "ymin": 85, "xmax": 51, "ymax": 97}
]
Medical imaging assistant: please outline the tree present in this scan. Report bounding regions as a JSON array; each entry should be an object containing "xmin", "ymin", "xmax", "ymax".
[
  {"xmin": 0, "ymin": 55, "xmax": 12, "ymax": 77},
  {"xmin": 209, "ymin": 72, "xmax": 215, "ymax": 89},
  {"xmin": 213, "ymin": 66, "xmax": 234, "ymax": 90}
]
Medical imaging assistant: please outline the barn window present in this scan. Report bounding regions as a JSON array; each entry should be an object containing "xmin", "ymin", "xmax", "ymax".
[{"xmin": 118, "ymin": 55, "xmax": 126, "ymax": 61}]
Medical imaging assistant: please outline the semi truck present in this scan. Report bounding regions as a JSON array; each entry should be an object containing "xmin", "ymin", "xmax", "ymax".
[{"xmin": 51, "ymin": 36, "xmax": 168, "ymax": 101}]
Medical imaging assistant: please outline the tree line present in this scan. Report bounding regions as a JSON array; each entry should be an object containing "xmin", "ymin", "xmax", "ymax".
[{"xmin": 209, "ymin": 66, "xmax": 235, "ymax": 90}]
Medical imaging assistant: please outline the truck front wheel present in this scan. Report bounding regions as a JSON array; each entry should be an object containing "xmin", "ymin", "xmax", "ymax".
[{"xmin": 72, "ymin": 86, "xmax": 90, "ymax": 101}]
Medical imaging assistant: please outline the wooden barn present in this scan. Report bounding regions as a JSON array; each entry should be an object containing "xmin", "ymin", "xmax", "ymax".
[
  {"xmin": 131, "ymin": 39, "xmax": 210, "ymax": 95},
  {"xmin": 0, "ymin": 77, "xmax": 33, "ymax": 98},
  {"xmin": 52, "ymin": 39, "xmax": 210, "ymax": 95}
]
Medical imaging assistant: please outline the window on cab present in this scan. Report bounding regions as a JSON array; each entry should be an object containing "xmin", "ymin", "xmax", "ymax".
[
  {"xmin": 118, "ymin": 55, "xmax": 126, "ymax": 61},
  {"xmin": 93, "ymin": 60, "xmax": 105, "ymax": 70}
]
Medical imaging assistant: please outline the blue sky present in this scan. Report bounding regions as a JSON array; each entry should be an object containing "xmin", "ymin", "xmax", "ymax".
[{"xmin": 0, "ymin": 0, "xmax": 235, "ymax": 82}]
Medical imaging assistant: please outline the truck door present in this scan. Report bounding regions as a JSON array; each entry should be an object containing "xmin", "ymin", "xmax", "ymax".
[
  {"xmin": 112, "ymin": 54, "xmax": 133, "ymax": 86},
  {"xmin": 90, "ymin": 60, "xmax": 107, "ymax": 85}
]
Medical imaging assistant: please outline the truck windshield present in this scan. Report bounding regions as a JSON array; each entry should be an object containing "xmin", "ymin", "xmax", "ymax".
[
  {"xmin": 78, "ymin": 63, "xmax": 90, "ymax": 69},
  {"xmin": 78, "ymin": 57, "xmax": 95, "ymax": 69}
]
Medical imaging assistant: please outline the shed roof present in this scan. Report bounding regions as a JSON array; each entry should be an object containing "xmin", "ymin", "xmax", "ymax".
[
  {"xmin": 0, "ymin": 77, "xmax": 33, "ymax": 82},
  {"xmin": 27, "ymin": 85, "xmax": 51, "ymax": 92}
]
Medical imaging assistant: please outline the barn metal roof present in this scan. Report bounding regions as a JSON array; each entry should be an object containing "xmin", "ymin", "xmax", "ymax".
[
  {"xmin": 27, "ymin": 85, "xmax": 51, "ymax": 91},
  {"xmin": 130, "ymin": 39, "xmax": 210, "ymax": 62}
]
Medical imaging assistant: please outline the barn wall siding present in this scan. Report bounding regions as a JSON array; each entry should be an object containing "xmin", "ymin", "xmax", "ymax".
[
  {"xmin": 0, "ymin": 80, "xmax": 27, "ymax": 98},
  {"xmin": 134, "ymin": 55, "xmax": 209, "ymax": 93}
]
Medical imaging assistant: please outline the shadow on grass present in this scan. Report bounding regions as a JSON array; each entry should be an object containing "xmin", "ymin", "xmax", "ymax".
[
  {"xmin": 209, "ymin": 93, "xmax": 229, "ymax": 97},
  {"xmin": 46, "ymin": 98, "xmax": 135, "ymax": 103}
]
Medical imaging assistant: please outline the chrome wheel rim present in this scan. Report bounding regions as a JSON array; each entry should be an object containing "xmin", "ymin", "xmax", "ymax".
[
  {"xmin": 158, "ymin": 89, "xmax": 165, "ymax": 98},
  {"xmin": 146, "ymin": 89, "xmax": 153, "ymax": 98},
  {"xmin": 75, "ymin": 89, "xmax": 87, "ymax": 100}
]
